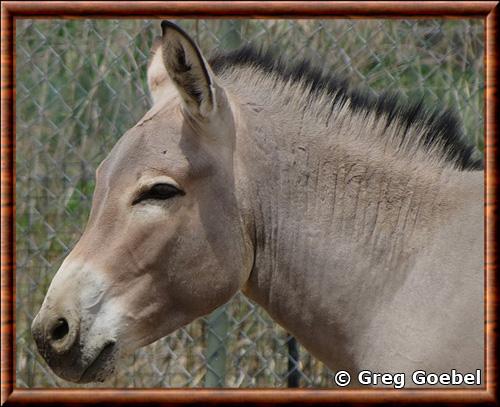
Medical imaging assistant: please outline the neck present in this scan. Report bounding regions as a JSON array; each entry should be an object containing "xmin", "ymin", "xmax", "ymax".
[{"xmin": 233, "ymin": 80, "xmax": 469, "ymax": 370}]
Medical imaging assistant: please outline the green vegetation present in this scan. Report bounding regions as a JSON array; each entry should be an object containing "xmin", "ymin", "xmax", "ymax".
[{"xmin": 16, "ymin": 19, "xmax": 484, "ymax": 388}]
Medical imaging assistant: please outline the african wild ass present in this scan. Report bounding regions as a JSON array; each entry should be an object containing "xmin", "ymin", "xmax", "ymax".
[{"xmin": 32, "ymin": 21, "xmax": 484, "ymax": 386}]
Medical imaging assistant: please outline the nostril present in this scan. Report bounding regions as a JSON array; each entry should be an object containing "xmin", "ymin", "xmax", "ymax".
[{"xmin": 50, "ymin": 318, "xmax": 69, "ymax": 341}]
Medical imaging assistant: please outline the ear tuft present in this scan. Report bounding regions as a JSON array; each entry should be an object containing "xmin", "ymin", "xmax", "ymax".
[{"xmin": 147, "ymin": 36, "xmax": 170, "ymax": 104}]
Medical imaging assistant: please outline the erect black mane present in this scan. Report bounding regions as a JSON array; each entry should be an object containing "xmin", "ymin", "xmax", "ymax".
[{"xmin": 210, "ymin": 45, "xmax": 483, "ymax": 171}]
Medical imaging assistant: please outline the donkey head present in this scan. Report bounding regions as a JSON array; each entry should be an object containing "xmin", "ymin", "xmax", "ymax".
[{"xmin": 31, "ymin": 21, "xmax": 254, "ymax": 383}]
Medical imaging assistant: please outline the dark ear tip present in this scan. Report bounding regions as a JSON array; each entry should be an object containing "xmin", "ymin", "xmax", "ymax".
[
  {"xmin": 161, "ymin": 20, "xmax": 179, "ymax": 35},
  {"xmin": 161, "ymin": 20, "xmax": 169, "ymax": 34}
]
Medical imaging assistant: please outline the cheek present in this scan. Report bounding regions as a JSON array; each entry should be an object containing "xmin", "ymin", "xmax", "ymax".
[
  {"xmin": 164, "ymin": 228, "xmax": 242, "ymax": 311},
  {"xmin": 113, "ymin": 200, "xmax": 245, "ymax": 311},
  {"xmin": 115, "ymin": 210, "xmax": 185, "ymax": 274},
  {"xmin": 194, "ymin": 187, "xmax": 249, "ymax": 273}
]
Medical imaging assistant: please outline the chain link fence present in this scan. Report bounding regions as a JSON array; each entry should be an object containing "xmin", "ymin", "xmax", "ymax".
[{"xmin": 15, "ymin": 19, "xmax": 484, "ymax": 388}]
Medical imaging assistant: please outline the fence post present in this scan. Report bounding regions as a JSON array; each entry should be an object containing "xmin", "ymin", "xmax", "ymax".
[
  {"xmin": 204, "ymin": 306, "xmax": 228, "ymax": 387},
  {"xmin": 287, "ymin": 334, "xmax": 300, "ymax": 387}
]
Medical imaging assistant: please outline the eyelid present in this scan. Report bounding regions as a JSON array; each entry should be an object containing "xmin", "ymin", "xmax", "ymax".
[
  {"xmin": 132, "ymin": 176, "xmax": 183, "ymax": 204},
  {"xmin": 137, "ymin": 176, "xmax": 181, "ymax": 193}
]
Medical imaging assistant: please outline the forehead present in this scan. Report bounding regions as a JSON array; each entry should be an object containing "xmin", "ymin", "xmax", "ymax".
[{"xmin": 98, "ymin": 98, "xmax": 196, "ymax": 182}]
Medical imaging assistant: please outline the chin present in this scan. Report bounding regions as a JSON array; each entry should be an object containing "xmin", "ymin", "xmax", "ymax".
[{"xmin": 62, "ymin": 341, "xmax": 118, "ymax": 384}]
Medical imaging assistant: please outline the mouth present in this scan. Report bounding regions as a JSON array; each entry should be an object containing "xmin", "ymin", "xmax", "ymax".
[{"xmin": 79, "ymin": 341, "xmax": 116, "ymax": 383}]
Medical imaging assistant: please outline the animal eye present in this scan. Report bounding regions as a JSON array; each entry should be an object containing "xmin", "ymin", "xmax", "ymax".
[{"xmin": 132, "ymin": 183, "xmax": 184, "ymax": 205}]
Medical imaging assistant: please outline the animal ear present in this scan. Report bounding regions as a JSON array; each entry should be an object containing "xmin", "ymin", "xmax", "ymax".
[
  {"xmin": 160, "ymin": 21, "xmax": 217, "ymax": 118},
  {"xmin": 147, "ymin": 36, "xmax": 170, "ymax": 104}
]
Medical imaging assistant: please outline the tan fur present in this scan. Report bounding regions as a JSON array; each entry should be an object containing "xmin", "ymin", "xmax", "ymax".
[
  {"xmin": 33, "ymin": 23, "xmax": 483, "ymax": 386},
  {"xmin": 147, "ymin": 37, "xmax": 170, "ymax": 104}
]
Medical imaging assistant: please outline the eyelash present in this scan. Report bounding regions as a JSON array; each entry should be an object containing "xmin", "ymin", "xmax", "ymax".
[{"xmin": 132, "ymin": 183, "xmax": 185, "ymax": 205}]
